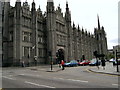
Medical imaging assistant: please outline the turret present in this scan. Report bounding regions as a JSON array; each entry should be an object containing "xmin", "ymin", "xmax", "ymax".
[
  {"xmin": 46, "ymin": 0, "xmax": 57, "ymax": 64},
  {"xmin": 73, "ymin": 22, "xmax": 76, "ymax": 29},
  {"xmin": 2, "ymin": 0, "xmax": 10, "ymax": 66},
  {"xmin": 31, "ymin": 0, "xmax": 36, "ymax": 11},
  {"xmin": 94, "ymin": 15, "xmax": 108, "ymax": 56},
  {"xmin": 78, "ymin": 25, "xmax": 80, "ymax": 31},
  {"xmin": 65, "ymin": 1, "xmax": 73, "ymax": 61},
  {"xmin": 65, "ymin": 1, "xmax": 71, "ymax": 22},
  {"xmin": 47, "ymin": 0, "xmax": 54, "ymax": 13},
  {"xmin": 15, "ymin": 0, "xmax": 21, "ymax": 8}
]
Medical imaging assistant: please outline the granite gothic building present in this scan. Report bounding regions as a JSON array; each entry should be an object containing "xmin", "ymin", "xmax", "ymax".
[{"xmin": 2, "ymin": 0, "xmax": 108, "ymax": 66}]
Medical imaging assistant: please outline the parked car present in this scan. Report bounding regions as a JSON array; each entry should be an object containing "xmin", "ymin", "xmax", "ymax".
[
  {"xmin": 109, "ymin": 58, "xmax": 115, "ymax": 62},
  {"xmin": 113, "ymin": 58, "xmax": 120, "ymax": 65},
  {"xmin": 89, "ymin": 58, "xmax": 101, "ymax": 66},
  {"xmin": 78, "ymin": 60, "xmax": 90, "ymax": 66},
  {"xmin": 64, "ymin": 60, "xmax": 78, "ymax": 67}
]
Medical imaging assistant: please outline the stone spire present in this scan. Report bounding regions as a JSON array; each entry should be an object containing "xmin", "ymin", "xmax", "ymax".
[
  {"xmin": 97, "ymin": 14, "xmax": 100, "ymax": 30},
  {"xmin": 73, "ymin": 22, "xmax": 75, "ymax": 28},
  {"xmin": 78, "ymin": 25, "xmax": 80, "ymax": 30},
  {"xmin": 66, "ymin": 1, "xmax": 69, "ymax": 10},
  {"xmin": 47, "ymin": 0, "xmax": 53, "ymax": 2},
  {"xmin": 31, "ymin": 0, "xmax": 36, "ymax": 11},
  {"xmin": 16, "ymin": 0, "xmax": 21, "ymax": 2}
]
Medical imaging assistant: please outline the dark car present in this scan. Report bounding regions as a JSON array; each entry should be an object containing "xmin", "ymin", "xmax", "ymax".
[
  {"xmin": 64, "ymin": 60, "xmax": 78, "ymax": 67},
  {"xmin": 78, "ymin": 60, "xmax": 90, "ymax": 66},
  {"xmin": 89, "ymin": 58, "xmax": 101, "ymax": 66}
]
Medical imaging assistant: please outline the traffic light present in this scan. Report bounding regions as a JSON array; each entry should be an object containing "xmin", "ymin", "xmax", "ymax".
[{"xmin": 48, "ymin": 51, "xmax": 52, "ymax": 56}]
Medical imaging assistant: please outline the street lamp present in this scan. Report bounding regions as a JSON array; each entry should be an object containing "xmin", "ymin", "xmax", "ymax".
[{"xmin": 48, "ymin": 51, "xmax": 52, "ymax": 71}]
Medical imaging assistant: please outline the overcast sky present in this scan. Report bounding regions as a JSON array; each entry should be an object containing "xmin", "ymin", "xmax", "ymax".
[{"xmin": 10, "ymin": 0, "xmax": 119, "ymax": 49}]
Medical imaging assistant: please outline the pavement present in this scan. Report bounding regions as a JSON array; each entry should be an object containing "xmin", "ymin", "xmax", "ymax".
[
  {"xmin": 88, "ymin": 62, "xmax": 120, "ymax": 76},
  {"xmin": 26, "ymin": 64, "xmax": 62, "ymax": 72},
  {"xmin": 26, "ymin": 62, "xmax": 120, "ymax": 76}
]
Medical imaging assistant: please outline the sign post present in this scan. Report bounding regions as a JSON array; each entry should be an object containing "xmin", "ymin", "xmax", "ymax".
[{"xmin": 116, "ymin": 50, "xmax": 119, "ymax": 72}]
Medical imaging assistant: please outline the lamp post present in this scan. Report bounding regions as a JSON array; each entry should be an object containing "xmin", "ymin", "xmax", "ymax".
[
  {"xmin": 32, "ymin": 45, "xmax": 37, "ymax": 66},
  {"xmin": 48, "ymin": 51, "xmax": 52, "ymax": 71}
]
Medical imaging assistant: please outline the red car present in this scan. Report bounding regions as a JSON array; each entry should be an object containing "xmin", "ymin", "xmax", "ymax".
[{"xmin": 78, "ymin": 60, "xmax": 90, "ymax": 66}]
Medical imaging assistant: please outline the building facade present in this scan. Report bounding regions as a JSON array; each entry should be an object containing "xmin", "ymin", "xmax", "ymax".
[
  {"xmin": 0, "ymin": 1, "xmax": 3, "ymax": 67},
  {"xmin": 2, "ymin": 0, "xmax": 108, "ymax": 66}
]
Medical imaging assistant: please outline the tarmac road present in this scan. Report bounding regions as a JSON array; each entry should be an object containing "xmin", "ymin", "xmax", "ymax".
[{"xmin": 2, "ymin": 65, "xmax": 119, "ymax": 89}]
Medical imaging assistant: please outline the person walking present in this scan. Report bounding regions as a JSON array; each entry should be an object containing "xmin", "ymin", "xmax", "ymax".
[
  {"xmin": 101, "ymin": 58, "xmax": 106, "ymax": 70},
  {"xmin": 96, "ymin": 59, "xmax": 100, "ymax": 69},
  {"xmin": 61, "ymin": 60, "xmax": 65, "ymax": 70},
  {"xmin": 22, "ymin": 61, "xmax": 25, "ymax": 67}
]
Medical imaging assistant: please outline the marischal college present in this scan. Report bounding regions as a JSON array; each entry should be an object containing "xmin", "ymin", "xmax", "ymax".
[{"xmin": 0, "ymin": 0, "xmax": 108, "ymax": 66}]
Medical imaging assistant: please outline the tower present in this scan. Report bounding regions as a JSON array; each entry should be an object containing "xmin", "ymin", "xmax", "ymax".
[
  {"xmin": 0, "ymin": 1, "xmax": 3, "ymax": 67},
  {"xmin": 65, "ymin": 1, "xmax": 73, "ymax": 61},
  {"xmin": 2, "ymin": 1, "xmax": 10, "ymax": 66},
  {"xmin": 13, "ymin": 0, "xmax": 22, "ymax": 66},
  {"xmin": 31, "ymin": 0, "xmax": 38, "ymax": 62},
  {"xmin": 94, "ymin": 15, "xmax": 108, "ymax": 56},
  {"xmin": 46, "ymin": 0, "xmax": 57, "ymax": 63}
]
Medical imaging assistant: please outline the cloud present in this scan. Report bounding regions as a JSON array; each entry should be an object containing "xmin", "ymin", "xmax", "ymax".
[{"xmin": 109, "ymin": 38, "xmax": 119, "ymax": 44}]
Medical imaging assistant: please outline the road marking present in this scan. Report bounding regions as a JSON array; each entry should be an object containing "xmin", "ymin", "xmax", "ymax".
[
  {"xmin": 9, "ymin": 75, "xmax": 13, "ymax": 77},
  {"xmin": 19, "ymin": 74, "xmax": 41, "ymax": 77},
  {"xmin": 54, "ymin": 77, "xmax": 88, "ymax": 83},
  {"xmin": 2, "ymin": 76, "xmax": 16, "ymax": 80},
  {"xmin": 112, "ymin": 84, "xmax": 118, "ymax": 86},
  {"xmin": 67, "ymin": 79, "xmax": 88, "ymax": 83},
  {"xmin": 34, "ymin": 71, "xmax": 37, "ymax": 72},
  {"xmin": 25, "ymin": 81, "xmax": 56, "ymax": 88},
  {"xmin": 40, "ymin": 69, "xmax": 46, "ymax": 70},
  {"xmin": 19, "ymin": 74, "xmax": 25, "ymax": 75},
  {"xmin": 54, "ymin": 77, "xmax": 64, "ymax": 80}
]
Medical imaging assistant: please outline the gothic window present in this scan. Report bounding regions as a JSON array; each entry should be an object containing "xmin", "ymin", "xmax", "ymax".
[
  {"xmin": 22, "ymin": 47, "xmax": 31, "ymax": 57},
  {"xmin": 24, "ymin": 47, "xmax": 28, "ymax": 57},
  {"xmin": 60, "ymin": 24, "xmax": 62, "ymax": 32},
  {"xmin": 28, "ymin": 47, "xmax": 31, "ymax": 57},
  {"xmin": 9, "ymin": 31, "xmax": 13, "ymax": 41},
  {"xmin": 38, "ymin": 36, "xmax": 40, "ymax": 43},
  {"xmin": 22, "ymin": 47, "xmax": 24, "ymax": 57},
  {"xmin": 57, "ymin": 35, "xmax": 58, "ymax": 44},
  {"xmin": 22, "ymin": 32, "xmax": 27, "ymax": 41},
  {"xmin": 22, "ymin": 32, "xmax": 31, "ymax": 42},
  {"xmin": 28, "ymin": 33, "xmax": 32, "ymax": 42},
  {"xmin": 22, "ymin": 17, "xmax": 25, "ymax": 26},
  {"xmin": 58, "ymin": 35, "xmax": 60, "ymax": 44},
  {"xmin": 28, "ymin": 19, "xmax": 30, "ymax": 27},
  {"xmin": 38, "ymin": 48, "xmax": 44, "ymax": 58}
]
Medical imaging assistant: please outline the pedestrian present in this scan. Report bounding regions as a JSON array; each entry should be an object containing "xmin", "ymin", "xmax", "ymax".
[
  {"xmin": 96, "ymin": 59, "xmax": 100, "ymax": 69},
  {"xmin": 61, "ymin": 60, "xmax": 65, "ymax": 70},
  {"xmin": 58, "ymin": 60, "xmax": 61, "ymax": 68},
  {"xmin": 22, "ymin": 61, "xmax": 25, "ymax": 67},
  {"xmin": 101, "ymin": 59, "xmax": 106, "ymax": 70},
  {"xmin": 113, "ymin": 61, "xmax": 116, "ymax": 67}
]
